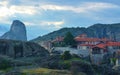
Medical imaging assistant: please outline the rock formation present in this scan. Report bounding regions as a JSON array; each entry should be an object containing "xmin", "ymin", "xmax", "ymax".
[
  {"xmin": 0, "ymin": 39, "xmax": 49, "ymax": 58},
  {"xmin": 1, "ymin": 20, "xmax": 27, "ymax": 41}
]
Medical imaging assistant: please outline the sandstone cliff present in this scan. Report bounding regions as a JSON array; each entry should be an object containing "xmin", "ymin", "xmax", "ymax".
[{"xmin": 1, "ymin": 20, "xmax": 27, "ymax": 41}]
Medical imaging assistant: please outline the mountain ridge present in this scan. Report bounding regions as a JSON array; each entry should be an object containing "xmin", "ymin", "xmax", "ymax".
[{"xmin": 32, "ymin": 23, "xmax": 120, "ymax": 42}]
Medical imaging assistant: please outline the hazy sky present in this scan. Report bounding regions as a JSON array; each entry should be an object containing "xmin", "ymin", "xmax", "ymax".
[{"xmin": 0, "ymin": 0, "xmax": 120, "ymax": 40}]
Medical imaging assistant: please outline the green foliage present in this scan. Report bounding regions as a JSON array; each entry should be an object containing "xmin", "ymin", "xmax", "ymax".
[
  {"xmin": 59, "ymin": 60, "xmax": 71, "ymax": 69},
  {"xmin": 71, "ymin": 60, "xmax": 95, "ymax": 75},
  {"xmin": 92, "ymin": 64, "xmax": 120, "ymax": 75},
  {"xmin": 60, "ymin": 58, "xmax": 84, "ymax": 69},
  {"xmin": 63, "ymin": 32, "xmax": 76, "ymax": 46},
  {"xmin": 60, "ymin": 51, "xmax": 91, "ymax": 69},
  {"xmin": 110, "ymin": 58, "xmax": 117, "ymax": 65},
  {"xmin": 22, "ymin": 68, "xmax": 71, "ymax": 75},
  {"xmin": 60, "ymin": 55, "xmax": 89, "ymax": 70},
  {"xmin": 0, "ymin": 59, "xmax": 11, "ymax": 70},
  {"xmin": 61, "ymin": 51, "xmax": 72, "ymax": 60}
]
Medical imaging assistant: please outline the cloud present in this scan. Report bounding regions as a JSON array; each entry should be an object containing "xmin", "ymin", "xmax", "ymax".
[
  {"xmin": 22, "ymin": 20, "xmax": 64, "ymax": 29},
  {"xmin": 0, "ymin": 0, "xmax": 40, "ymax": 25},
  {"xmin": 0, "ymin": 1, "xmax": 118, "ymax": 19},
  {"xmin": 40, "ymin": 2, "xmax": 119, "ymax": 13},
  {"xmin": 24, "ymin": 21, "xmax": 36, "ymax": 26},
  {"xmin": 0, "ymin": 0, "xmax": 38, "ymax": 19},
  {"xmin": 10, "ymin": 5, "xmax": 37, "ymax": 15},
  {"xmin": 0, "ymin": 6, "xmax": 37, "ymax": 17},
  {"xmin": 0, "ymin": 0, "xmax": 119, "ymax": 28},
  {"xmin": 40, "ymin": 20, "xmax": 64, "ymax": 28},
  {"xmin": 0, "ymin": 0, "xmax": 8, "ymax": 6}
]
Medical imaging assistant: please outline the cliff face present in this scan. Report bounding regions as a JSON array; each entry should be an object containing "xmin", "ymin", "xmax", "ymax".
[
  {"xmin": 88, "ymin": 23, "xmax": 120, "ymax": 41},
  {"xmin": 1, "ymin": 20, "xmax": 27, "ymax": 41},
  {"xmin": 0, "ymin": 39, "xmax": 49, "ymax": 58}
]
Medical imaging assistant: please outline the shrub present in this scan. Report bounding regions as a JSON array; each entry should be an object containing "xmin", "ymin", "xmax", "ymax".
[
  {"xmin": 59, "ymin": 61, "xmax": 71, "ymax": 69},
  {"xmin": 61, "ymin": 51, "xmax": 72, "ymax": 60},
  {"xmin": 0, "ymin": 59, "xmax": 11, "ymax": 70},
  {"xmin": 71, "ymin": 61, "xmax": 95, "ymax": 75}
]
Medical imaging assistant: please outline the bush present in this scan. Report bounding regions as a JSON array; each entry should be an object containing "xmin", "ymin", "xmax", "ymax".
[
  {"xmin": 61, "ymin": 51, "xmax": 72, "ymax": 60},
  {"xmin": 59, "ymin": 61, "xmax": 71, "ymax": 69},
  {"xmin": 110, "ymin": 58, "xmax": 117, "ymax": 65},
  {"xmin": 71, "ymin": 61, "xmax": 95, "ymax": 75},
  {"xmin": 0, "ymin": 59, "xmax": 11, "ymax": 70}
]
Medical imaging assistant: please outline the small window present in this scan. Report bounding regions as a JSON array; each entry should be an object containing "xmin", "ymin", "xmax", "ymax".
[{"xmin": 92, "ymin": 47, "xmax": 101, "ymax": 54}]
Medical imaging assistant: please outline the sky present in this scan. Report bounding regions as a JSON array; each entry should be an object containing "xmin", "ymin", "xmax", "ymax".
[{"xmin": 0, "ymin": 0, "xmax": 120, "ymax": 40}]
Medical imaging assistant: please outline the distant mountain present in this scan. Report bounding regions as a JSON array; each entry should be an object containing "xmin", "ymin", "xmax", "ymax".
[
  {"xmin": 0, "ymin": 25, "xmax": 8, "ymax": 36},
  {"xmin": 1, "ymin": 20, "xmax": 27, "ymax": 41},
  {"xmin": 32, "ymin": 23, "xmax": 120, "ymax": 42}
]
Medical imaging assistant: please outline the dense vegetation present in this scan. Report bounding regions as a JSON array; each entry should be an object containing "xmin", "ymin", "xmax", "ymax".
[
  {"xmin": 61, "ymin": 51, "xmax": 72, "ymax": 60},
  {"xmin": 0, "ymin": 51, "xmax": 120, "ymax": 75},
  {"xmin": 63, "ymin": 32, "xmax": 76, "ymax": 47},
  {"xmin": 0, "ymin": 56, "xmax": 11, "ymax": 70}
]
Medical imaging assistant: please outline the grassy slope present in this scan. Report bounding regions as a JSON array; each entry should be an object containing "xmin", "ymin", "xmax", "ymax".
[{"xmin": 22, "ymin": 68, "xmax": 86, "ymax": 75}]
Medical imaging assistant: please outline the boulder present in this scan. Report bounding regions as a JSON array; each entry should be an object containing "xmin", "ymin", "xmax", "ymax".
[{"xmin": 0, "ymin": 39, "xmax": 49, "ymax": 58}]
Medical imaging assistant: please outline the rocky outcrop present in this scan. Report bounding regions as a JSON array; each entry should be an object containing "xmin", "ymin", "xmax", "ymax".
[
  {"xmin": 0, "ymin": 39, "xmax": 49, "ymax": 58},
  {"xmin": 1, "ymin": 20, "xmax": 27, "ymax": 41}
]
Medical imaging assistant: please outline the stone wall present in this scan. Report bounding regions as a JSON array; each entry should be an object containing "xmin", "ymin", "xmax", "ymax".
[{"xmin": 53, "ymin": 47, "xmax": 90, "ymax": 57}]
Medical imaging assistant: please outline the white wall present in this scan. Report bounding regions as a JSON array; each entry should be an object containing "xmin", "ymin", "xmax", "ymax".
[{"xmin": 53, "ymin": 47, "xmax": 90, "ymax": 57}]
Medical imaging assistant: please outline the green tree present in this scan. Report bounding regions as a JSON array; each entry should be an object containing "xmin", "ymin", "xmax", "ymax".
[
  {"xmin": 61, "ymin": 51, "xmax": 72, "ymax": 60},
  {"xmin": 63, "ymin": 32, "xmax": 76, "ymax": 47}
]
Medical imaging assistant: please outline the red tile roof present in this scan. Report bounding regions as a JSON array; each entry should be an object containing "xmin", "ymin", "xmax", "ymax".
[
  {"xmin": 79, "ymin": 44, "xmax": 95, "ymax": 48},
  {"xmin": 106, "ymin": 42, "xmax": 120, "ymax": 46},
  {"xmin": 80, "ymin": 44, "xmax": 95, "ymax": 46},
  {"xmin": 92, "ymin": 42, "xmax": 120, "ymax": 49},
  {"xmin": 95, "ymin": 44, "xmax": 106, "ymax": 49},
  {"xmin": 75, "ymin": 34, "xmax": 109, "ymax": 42}
]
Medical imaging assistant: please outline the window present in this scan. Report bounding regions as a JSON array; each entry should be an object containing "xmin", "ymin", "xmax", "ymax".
[{"xmin": 92, "ymin": 47, "xmax": 101, "ymax": 54}]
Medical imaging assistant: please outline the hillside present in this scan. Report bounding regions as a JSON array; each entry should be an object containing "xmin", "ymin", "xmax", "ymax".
[{"xmin": 32, "ymin": 23, "xmax": 120, "ymax": 42}]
